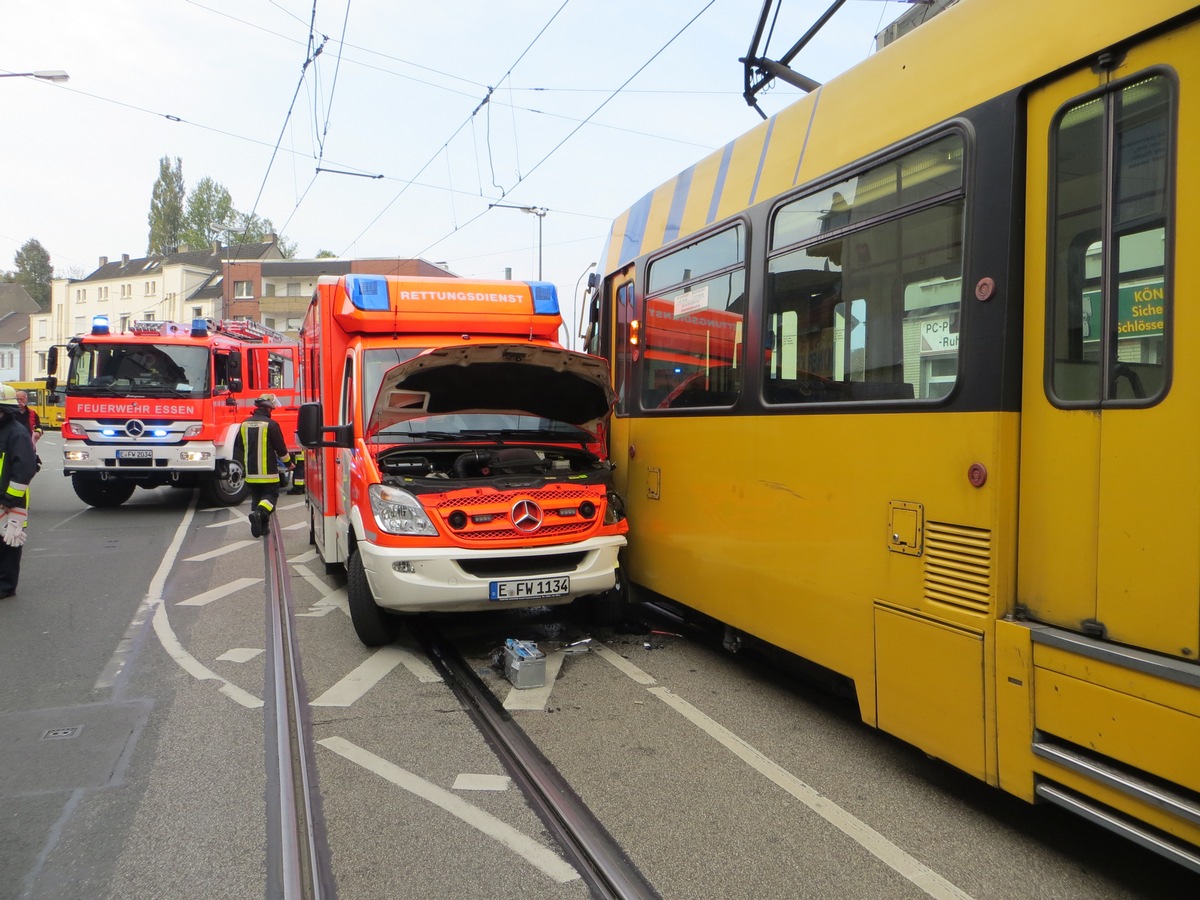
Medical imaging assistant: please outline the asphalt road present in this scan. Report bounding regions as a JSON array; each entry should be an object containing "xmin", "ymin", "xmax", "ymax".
[{"xmin": 1, "ymin": 433, "xmax": 1196, "ymax": 899}]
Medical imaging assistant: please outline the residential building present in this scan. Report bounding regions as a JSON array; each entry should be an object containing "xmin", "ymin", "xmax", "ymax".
[{"xmin": 0, "ymin": 283, "xmax": 41, "ymax": 381}]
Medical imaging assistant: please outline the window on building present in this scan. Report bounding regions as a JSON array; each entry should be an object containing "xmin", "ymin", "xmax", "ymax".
[
  {"xmin": 38, "ymin": 321, "xmax": 47, "ymax": 340},
  {"xmin": 74, "ymin": 316, "xmax": 86, "ymax": 334},
  {"xmin": 192, "ymin": 306, "xmax": 204, "ymax": 319},
  {"xmin": 234, "ymin": 281, "xmax": 254, "ymax": 299},
  {"xmin": 119, "ymin": 315, "xmax": 131, "ymax": 333},
  {"xmin": 286, "ymin": 282, "xmax": 302, "ymax": 297}
]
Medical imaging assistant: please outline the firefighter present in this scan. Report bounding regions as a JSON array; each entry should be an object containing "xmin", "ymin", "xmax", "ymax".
[
  {"xmin": 0, "ymin": 384, "xmax": 37, "ymax": 598},
  {"xmin": 236, "ymin": 393, "xmax": 293, "ymax": 538},
  {"xmin": 286, "ymin": 453, "xmax": 305, "ymax": 495}
]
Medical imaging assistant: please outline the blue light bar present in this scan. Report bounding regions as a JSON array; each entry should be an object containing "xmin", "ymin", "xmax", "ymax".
[
  {"xmin": 347, "ymin": 274, "xmax": 390, "ymax": 311},
  {"xmin": 91, "ymin": 315, "xmax": 110, "ymax": 335},
  {"xmin": 526, "ymin": 281, "xmax": 560, "ymax": 315},
  {"xmin": 191, "ymin": 318, "xmax": 208, "ymax": 338}
]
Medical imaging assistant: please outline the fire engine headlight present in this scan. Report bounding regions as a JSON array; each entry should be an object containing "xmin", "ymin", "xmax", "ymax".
[
  {"xmin": 64, "ymin": 422, "xmax": 87, "ymax": 439},
  {"xmin": 65, "ymin": 450, "xmax": 89, "ymax": 461},
  {"xmin": 368, "ymin": 484, "xmax": 438, "ymax": 536},
  {"xmin": 183, "ymin": 425, "xmax": 202, "ymax": 438},
  {"xmin": 179, "ymin": 450, "xmax": 211, "ymax": 462}
]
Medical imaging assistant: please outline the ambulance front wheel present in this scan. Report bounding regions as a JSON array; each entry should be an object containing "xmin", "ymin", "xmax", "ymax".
[{"xmin": 346, "ymin": 549, "xmax": 399, "ymax": 647}]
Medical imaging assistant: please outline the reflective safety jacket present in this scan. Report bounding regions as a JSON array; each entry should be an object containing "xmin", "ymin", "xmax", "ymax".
[
  {"xmin": 237, "ymin": 408, "xmax": 290, "ymax": 484},
  {"xmin": 0, "ymin": 413, "xmax": 36, "ymax": 511}
]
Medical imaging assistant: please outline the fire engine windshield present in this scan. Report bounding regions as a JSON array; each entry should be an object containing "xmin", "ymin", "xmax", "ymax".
[{"xmin": 66, "ymin": 343, "xmax": 212, "ymax": 397}]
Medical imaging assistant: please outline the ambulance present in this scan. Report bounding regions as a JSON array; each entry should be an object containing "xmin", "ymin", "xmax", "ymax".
[{"xmin": 298, "ymin": 274, "xmax": 628, "ymax": 645}]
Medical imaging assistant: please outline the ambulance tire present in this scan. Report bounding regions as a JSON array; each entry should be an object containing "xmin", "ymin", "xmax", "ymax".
[
  {"xmin": 203, "ymin": 462, "xmax": 249, "ymax": 506},
  {"xmin": 71, "ymin": 474, "xmax": 136, "ymax": 508},
  {"xmin": 347, "ymin": 549, "xmax": 398, "ymax": 647}
]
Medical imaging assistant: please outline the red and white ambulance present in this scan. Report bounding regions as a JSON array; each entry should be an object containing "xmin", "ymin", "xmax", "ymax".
[
  {"xmin": 297, "ymin": 274, "xmax": 628, "ymax": 645},
  {"xmin": 51, "ymin": 317, "xmax": 300, "ymax": 508}
]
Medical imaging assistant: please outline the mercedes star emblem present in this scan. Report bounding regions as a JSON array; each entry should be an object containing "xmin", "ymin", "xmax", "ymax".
[
  {"xmin": 510, "ymin": 499, "xmax": 544, "ymax": 533},
  {"xmin": 125, "ymin": 419, "xmax": 146, "ymax": 437}
]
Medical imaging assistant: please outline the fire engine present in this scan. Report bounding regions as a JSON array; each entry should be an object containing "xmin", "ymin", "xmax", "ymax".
[
  {"xmin": 297, "ymin": 274, "xmax": 629, "ymax": 645},
  {"xmin": 49, "ymin": 316, "xmax": 300, "ymax": 508}
]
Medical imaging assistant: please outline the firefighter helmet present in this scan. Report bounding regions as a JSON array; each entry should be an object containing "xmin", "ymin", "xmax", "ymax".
[
  {"xmin": 254, "ymin": 393, "xmax": 280, "ymax": 409},
  {"xmin": 0, "ymin": 383, "xmax": 19, "ymax": 413}
]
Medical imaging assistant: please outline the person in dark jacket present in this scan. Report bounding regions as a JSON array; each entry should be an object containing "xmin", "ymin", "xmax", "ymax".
[
  {"xmin": 0, "ymin": 384, "xmax": 38, "ymax": 598},
  {"xmin": 236, "ymin": 393, "xmax": 293, "ymax": 538}
]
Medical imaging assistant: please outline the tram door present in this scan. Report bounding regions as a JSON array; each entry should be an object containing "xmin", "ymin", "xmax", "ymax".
[{"xmin": 1018, "ymin": 33, "xmax": 1200, "ymax": 659}]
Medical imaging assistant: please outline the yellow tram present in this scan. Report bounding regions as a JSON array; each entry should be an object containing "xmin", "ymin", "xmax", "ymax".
[{"xmin": 586, "ymin": 0, "xmax": 1200, "ymax": 870}]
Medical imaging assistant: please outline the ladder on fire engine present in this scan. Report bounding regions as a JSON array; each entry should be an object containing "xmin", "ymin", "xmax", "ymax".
[{"xmin": 211, "ymin": 318, "xmax": 291, "ymax": 344}]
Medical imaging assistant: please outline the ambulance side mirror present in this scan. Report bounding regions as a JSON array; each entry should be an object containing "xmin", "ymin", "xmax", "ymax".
[{"xmin": 298, "ymin": 402, "xmax": 352, "ymax": 448}]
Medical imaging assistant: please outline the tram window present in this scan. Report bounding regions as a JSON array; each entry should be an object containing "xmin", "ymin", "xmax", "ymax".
[
  {"xmin": 765, "ymin": 200, "xmax": 963, "ymax": 404},
  {"xmin": 1049, "ymin": 74, "xmax": 1172, "ymax": 405},
  {"xmin": 773, "ymin": 135, "xmax": 963, "ymax": 249},
  {"xmin": 643, "ymin": 226, "xmax": 746, "ymax": 410}
]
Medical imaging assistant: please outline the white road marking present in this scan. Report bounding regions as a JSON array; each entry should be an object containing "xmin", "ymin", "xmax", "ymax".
[
  {"xmin": 453, "ymin": 774, "xmax": 511, "ymax": 791},
  {"xmin": 153, "ymin": 602, "xmax": 263, "ymax": 708},
  {"xmin": 592, "ymin": 642, "xmax": 973, "ymax": 900},
  {"xmin": 592, "ymin": 645, "xmax": 657, "ymax": 685},
  {"xmin": 502, "ymin": 650, "xmax": 566, "ymax": 710},
  {"xmin": 289, "ymin": 549, "xmax": 318, "ymax": 564},
  {"xmin": 318, "ymin": 736, "xmax": 578, "ymax": 884},
  {"xmin": 176, "ymin": 577, "xmax": 262, "ymax": 607},
  {"xmin": 283, "ymin": 521, "xmax": 305, "ymax": 531},
  {"xmin": 278, "ymin": 500, "xmax": 305, "ymax": 511},
  {"xmin": 184, "ymin": 540, "xmax": 258, "ymax": 561},
  {"xmin": 311, "ymin": 644, "xmax": 440, "ymax": 706},
  {"xmin": 97, "ymin": 494, "xmax": 265, "ymax": 707},
  {"xmin": 206, "ymin": 511, "xmax": 250, "ymax": 528},
  {"xmin": 217, "ymin": 648, "xmax": 264, "ymax": 663}
]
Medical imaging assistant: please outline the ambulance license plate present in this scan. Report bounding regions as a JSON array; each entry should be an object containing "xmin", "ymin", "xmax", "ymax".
[
  {"xmin": 117, "ymin": 449, "xmax": 152, "ymax": 459},
  {"xmin": 489, "ymin": 576, "xmax": 570, "ymax": 601}
]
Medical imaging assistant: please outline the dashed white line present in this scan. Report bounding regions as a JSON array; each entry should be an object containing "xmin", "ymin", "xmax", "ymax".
[
  {"xmin": 176, "ymin": 577, "xmax": 263, "ymax": 607},
  {"xmin": 318, "ymin": 736, "xmax": 578, "ymax": 884},
  {"xmin": 596, "ymin": 646, "xmax": 974, "ymax": 900},
  {"xmin": 184, "ymin": 540, "xmax": 259, "ymax": 561}
]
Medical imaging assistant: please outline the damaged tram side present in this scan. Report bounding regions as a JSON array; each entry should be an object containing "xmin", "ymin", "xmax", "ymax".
[{"xmin": 298, "ymin": 274, "xmax": 629, "ymax": 645}]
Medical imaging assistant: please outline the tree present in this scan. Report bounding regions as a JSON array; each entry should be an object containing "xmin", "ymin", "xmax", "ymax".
[
  {"xmin": 180, "ymin": 176, "xmax": 236, "ymax": 250},
  {"xmin": 315, "ymin": 249, "xmax": 337, "ymax": 258},
  {"xmin": 147, "ymin": 156, "xmax": 186, "ymax": 254},
  {"xmin": 13, "ymin": 238, "xmax": 52, "ymax": 309}
]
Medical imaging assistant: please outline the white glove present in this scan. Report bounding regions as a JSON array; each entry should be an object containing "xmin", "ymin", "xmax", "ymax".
[{"xmin": 1, "ymin": 508, "xmax": 27, "ymax": 547}]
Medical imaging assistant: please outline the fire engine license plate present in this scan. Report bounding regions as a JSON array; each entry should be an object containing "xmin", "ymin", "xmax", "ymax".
[
  {"xmin": 489, "ymin": 576, "xmax": 570, "ymax": 601},
  {"xmin": 117, "ymin": 449, "xmax": 152, "ymax": 459}
]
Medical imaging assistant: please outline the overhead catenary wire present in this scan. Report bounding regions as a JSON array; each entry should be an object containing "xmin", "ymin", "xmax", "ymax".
[{"xmin": 407, "ymin": 0, "xmax": 718, "ymax": 261}]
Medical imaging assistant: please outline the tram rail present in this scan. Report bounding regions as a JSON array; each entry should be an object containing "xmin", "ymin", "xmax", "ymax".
[
  {"xmin": 263, "ymin": 515, "xmax": 335, "ymax": 900},
  {"xmin": 411, "ymin": 618, "xmax": 662, "ymax": 900}
]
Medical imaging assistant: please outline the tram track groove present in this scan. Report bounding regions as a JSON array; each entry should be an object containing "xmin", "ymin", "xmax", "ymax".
[
  {"xmin": 263, "ymin": 514, "xmax": 336, "ymax": 899},
  {"xmin": 410, "ymin": 618, "xmax": 662, "ymax": 900}
]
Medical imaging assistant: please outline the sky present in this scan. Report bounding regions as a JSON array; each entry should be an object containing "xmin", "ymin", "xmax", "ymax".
[{"xmin": 2, "ymin": 0, "xmax": 913, "ymax": 346}]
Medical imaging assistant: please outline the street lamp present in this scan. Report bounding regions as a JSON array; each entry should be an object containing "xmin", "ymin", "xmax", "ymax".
[
  {"xmin": 489, "ymin": 203, "xmax": 547, "ymax": 280},
  {"xmin": 0, "ymin": 70, "xmax": 70, "ymax": 83}
]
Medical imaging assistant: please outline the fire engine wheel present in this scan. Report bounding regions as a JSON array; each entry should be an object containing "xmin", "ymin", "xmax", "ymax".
[
  {"xmin": 347, "ymin": 549, "xmax": 398, "ymax": 647},
  {"xmin": 71, "ymin": 474, "xmax": 136, "ymax": 508},
  {"xmin": 202, "ymin": 462, "xmax": 249, "ymax": 506}
]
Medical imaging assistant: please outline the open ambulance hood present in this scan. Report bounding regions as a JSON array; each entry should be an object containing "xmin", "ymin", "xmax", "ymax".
[{"xmin": 367, "ymin": 343, "xmax": 616, "ymax": 438}]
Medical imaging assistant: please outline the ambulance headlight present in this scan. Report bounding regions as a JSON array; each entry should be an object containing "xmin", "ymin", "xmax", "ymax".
[{"xmin": 368, "ymin": 484, "xmax": 438, "ymax": 536}]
